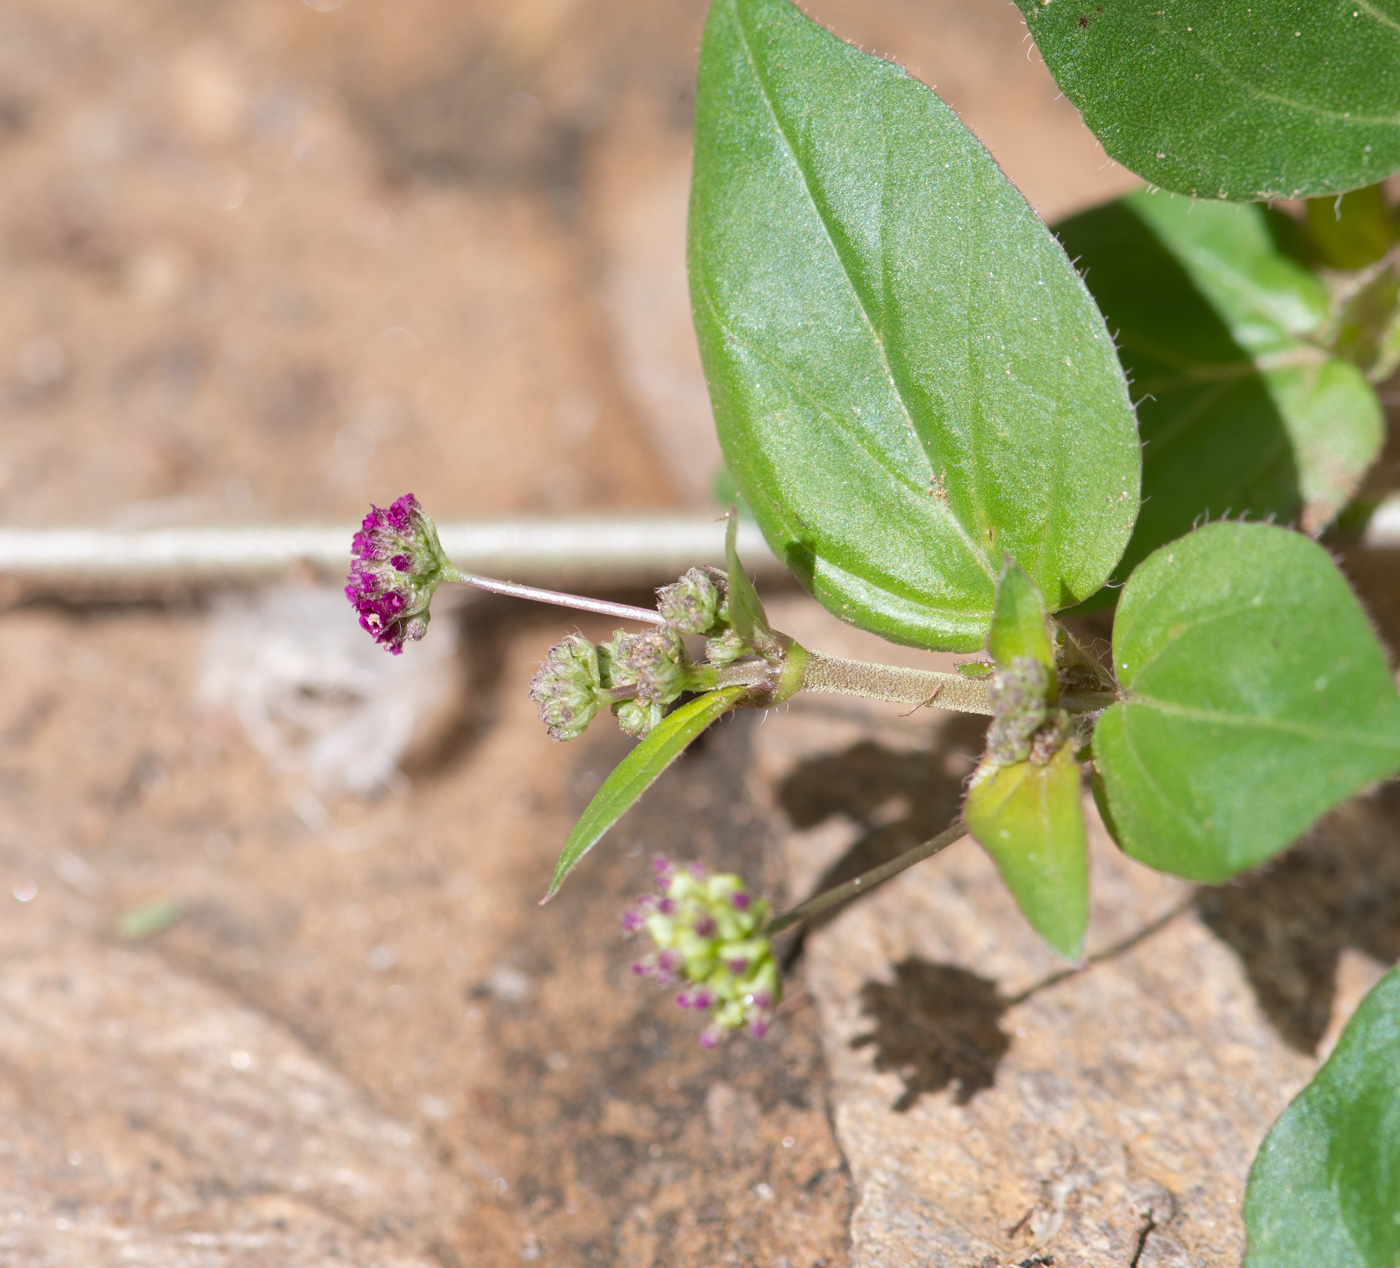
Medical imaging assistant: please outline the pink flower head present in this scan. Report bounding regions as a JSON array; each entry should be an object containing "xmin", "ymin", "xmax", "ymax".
[{"xmin": 346, "ymin": 494, "xmax": 454, "ymax": 654}]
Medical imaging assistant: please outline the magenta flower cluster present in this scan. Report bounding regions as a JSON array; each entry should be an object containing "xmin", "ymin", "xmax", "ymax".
[
  {"xmin": 623, "ymin": 857, "xmax": 779, "ymax": 1047},
  {"xmin": 346, "ymin": 493, "xmax": 452, "ymax": 654}
]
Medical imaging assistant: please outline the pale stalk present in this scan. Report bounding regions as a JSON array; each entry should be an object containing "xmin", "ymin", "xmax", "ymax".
[
  {"xmin": 768, "ymin": 818, "xmax": 968, "ymax": 934},
  {"xmin": 443, "ymin": 566, "xmax": 665, "ymax": 626}
]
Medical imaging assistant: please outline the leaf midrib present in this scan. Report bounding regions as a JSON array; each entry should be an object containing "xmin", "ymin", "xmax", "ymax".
[
  {"xmin": 1150, "ymin": 12, "xmax": 1400, "ymax": 132},
  {"xmin": 1118, "ymin": 695, "xmax": 1400, "ymax": 750},
  {"xmin": 728, "ymin": 0, "xmax": 995, "ymax": 585},
  {"xmin": 694, "ymin": 273, "xmax": 996, "ymax": 617}
]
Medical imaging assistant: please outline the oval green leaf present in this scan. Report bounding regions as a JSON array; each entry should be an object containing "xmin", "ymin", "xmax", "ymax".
[
  {"xmin": 1055, "ymin": 192, "xmax": 1384, "ymax": 585},
  {"xmin": 544, "ymin": 686, "xmax": 746, "ymax": 901},
  {"xmin": 1093, "ymin": 522, "xmax": 1400, "ymax": 882},
  {"xmin": 965, "ymin": 745, "xmax": 1089, "ymax": 961},
  {"xmin": 688, "ymin": 0, "xmax": 1140, "ymax": 653},
  {"xmin": 1244, "ymin": 966, "xmax": 1400, "ymax": 1268},
  {"xmin": 988, "ymin": 559, "xmax": 1055, "ymax": 679},
  {"xmin": 1018, "ymin": 0, "xmax": 1400, "ymax": 201}
]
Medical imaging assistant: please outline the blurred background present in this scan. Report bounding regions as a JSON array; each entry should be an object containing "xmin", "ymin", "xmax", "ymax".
[{"xmin": 9, "ymin": 2, "xmax": 1383, "ymax": 1266}]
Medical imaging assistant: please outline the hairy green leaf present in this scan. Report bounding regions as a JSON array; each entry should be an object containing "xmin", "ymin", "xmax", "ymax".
[
  {"xmin": 545, "ymin": 687, "xmax": 746, "ymax": 900},
  {"xmin": 1056, "ymin": 192, "xmax": 1383, "ymax": 585},
  {"xmin": 1018, "ymin": 0, "xmax": 1400, "ymax": 201},
  {"xmin": 1093, "ymin": 522, "xmax": 1400, "ymax": 882},
  {"xmin": 689, "ymin": 0, "xmax": 1140, "ymax": 653},
  {"xmin": 1244, "ymin": 966, "xmax": 1400, "ymax": 1267},
  {"xmin": 966, "ymin": 745, "xmax": 1088, "ymax": 961},
  {"xmin": 988, "ymin": 560, "xmax": 1055, "ymax": 679}
]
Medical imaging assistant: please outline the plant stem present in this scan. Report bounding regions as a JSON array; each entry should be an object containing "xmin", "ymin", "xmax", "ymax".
[
  {"xmin": 797, "ymin": 650, "xmax": 994, "ymax": 715},
  {"xmin": 445, "ymin": 566, "xmax": 666, "ymax": 625},
  {"xmin": 795, "ymin": 651, "xmax": 1120, "ymax": 715},
  {"xmin": 768, "ymin": 817, "xmax": 967, "ymax": 935}
]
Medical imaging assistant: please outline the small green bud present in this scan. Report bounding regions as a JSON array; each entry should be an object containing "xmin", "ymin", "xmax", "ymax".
[
  {"xmin": 985, "ymin": 656, "xmax": 1051, "ymax": 765},
  {"xmin": 656, "ymin": 567, "xmax": 722, "ymax": 635},
  {"xmin": 614, "ymin": 698, "xmax": 665, "ymax": 737},
  {"xmin": 529, "ymin": 634, "xmax": 607, "ymax": 741},
  {"xmin": 602, "ymin": 627, "xmax": 693, "ymax": 704},
  {"xmin": 984, "ymin": 657, "xmax": 1073, "ymax": 766},
  {"xmin": 705, "ymin": 626, "xmax": 750, "ymax": 668}
]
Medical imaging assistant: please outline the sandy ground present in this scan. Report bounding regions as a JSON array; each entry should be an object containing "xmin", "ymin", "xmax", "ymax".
[{"xmin": 1, "ymin": 1, "xmax": 1397, "ymax": 1265}]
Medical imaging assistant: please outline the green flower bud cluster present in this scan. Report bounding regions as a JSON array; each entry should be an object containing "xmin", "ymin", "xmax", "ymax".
[
  {"xmin": 624, "ymin": 858, "xmax": 780, "ymax": 1046},
  {"xmin": 529, "ymin": 633, "xmax": 610, "ymax": 741},
  {"xmin": 529, "ymin": 622, "xmax": 718, "ymax": 741},
  {"xmin": 529, "ymin": 565, "xmax": 774, "ymax": 743},
  {"xmin": 655, "ymin": 567, "xmax": 750, "ymax": 667},
  {"xmin": 599, "ymin": 626, "xmax": 698, "ymax": 736},
  {"xmin": 985, "ymin": 657, "xmax": 1069, "ymax": 766}
]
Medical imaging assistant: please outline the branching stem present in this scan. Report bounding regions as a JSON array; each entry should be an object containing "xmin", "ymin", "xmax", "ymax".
[{"xmin": 768, "ymin": 817, "xmax": 967, "ymax": 935}]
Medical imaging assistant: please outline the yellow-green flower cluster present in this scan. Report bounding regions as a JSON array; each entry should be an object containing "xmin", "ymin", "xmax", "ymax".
[{"xmin": 623, "ymin": 858, "xmax": 780, "ymax": 1046}]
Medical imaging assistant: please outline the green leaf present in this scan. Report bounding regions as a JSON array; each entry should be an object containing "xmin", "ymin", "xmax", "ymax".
[
  {"xmin": 965, "ymin": 745, "xmax": 1088, "ymax": 960},
  {"xmin": 723, "ymin": 507, "xmax": 775, "ymax": 654},
  {"xmin": 688, "ymin": 0, "xmax": 1140, "ymax": 653},
  {"xmin": 1093, "ymin": 522, "xmax": 1400, "ymax": 882},
  {"xmin": 1017, "ymin": 0, "xmax": 1400, "ymax": 201},
  {"xmin": 545, "ymin": 686, "xmax": 747, "ymax": 900},
  {"xmin": 1244, "ymin": 966, "xmax": 1400, "ymax": 1268},
  {"xmin": 1055, "ymin": 192, "xmax": 1384, "ymax": 584},
  {"xmin": 988, "ymin": 560, "xmax": 1055, "ymax": 681}
]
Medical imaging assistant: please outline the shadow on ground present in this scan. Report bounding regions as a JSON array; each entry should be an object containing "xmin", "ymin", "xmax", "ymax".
[
  {"xmin": 850, "ymin": 961, "xmax": 1010, "ymax": 1112},
  {"xmin": 779, "ymin": 732, "xmax": 1400, "ymax": 1112},
  {"xmin": 1197, "ymin": 783, "xmax": 1400, "ymax": 1053}
]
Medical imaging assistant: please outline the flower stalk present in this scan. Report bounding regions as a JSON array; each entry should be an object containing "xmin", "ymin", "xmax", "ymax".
[{"xmin": 767, "ymin": 818, "xmax": 969, "ymax": 935}]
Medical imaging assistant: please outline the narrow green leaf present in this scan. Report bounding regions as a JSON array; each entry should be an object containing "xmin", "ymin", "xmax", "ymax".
[
  {"xmin": 723, "ymin": 507, "xmax": 773, "ymax": 651},
  {"xmin": 1018, "ymin": 0, "xmax": 1400, "ymax": 201},
  {"xmin": 987, "ymin": 560, "xmax": 1055, "ymax": 679},
  {"xmin": 965, "ymin": 745, "xmax": 1088, "ymax": 961},
  {"xmin": 1244, "ymin": 966, "xmax": 1400, "ymax": 1268},
  {"xmin": 1093, "ymin": 522, "xmax": 1400, "ymax": 882},
  {"xmin": 689, "ymin": 0, "xmax": 1140, "ymax": 653},
  {"xmin": 544, "ymin": 686, "xmax": 746, "ymax": 900},
  {"xmin": 1055, "ymin": 192, "xmax": 1384, "ymax": 584}
]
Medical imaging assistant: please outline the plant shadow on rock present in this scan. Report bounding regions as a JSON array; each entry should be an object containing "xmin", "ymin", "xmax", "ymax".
[
  {"xmin": 851, "ymin": 960, "xmax": 1011, "ymax": 1112},
  {"xmin": 777, "ymin": 718, "xmax": 1019, "ymax": 1111},
  {"xmin": 777, "ymin": 720, "xmax": 1400, "ymax": 1111},
  {"xmin": 1196, "ymin": 781, "xmax": 1400, "ymax": 1054}
]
